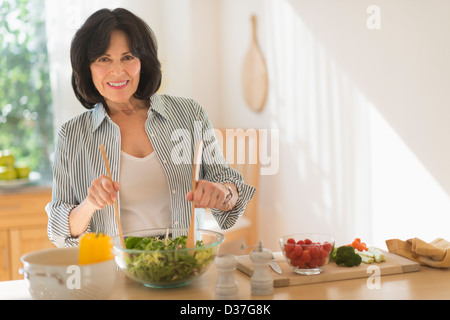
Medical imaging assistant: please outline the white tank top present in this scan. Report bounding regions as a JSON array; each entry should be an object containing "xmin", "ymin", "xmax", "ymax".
[{"xmin": 119, "ymin": 151, "xmax": 172, "ymax": 234}]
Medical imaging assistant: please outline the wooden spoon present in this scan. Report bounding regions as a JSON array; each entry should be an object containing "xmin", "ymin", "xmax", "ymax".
[
  {"xmin": 99, "ymin": 145, "xmax": 125, "ymax": 248},
  {"xmin": 242, "ymin": 15, "xmax": 269, "ymax": 112},
  {"xmin": 186, "ymin": 140, "xmax": 203, "ymax": 250}
]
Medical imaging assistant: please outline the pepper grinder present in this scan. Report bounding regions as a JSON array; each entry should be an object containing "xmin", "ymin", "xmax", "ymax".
[
  {"xmin": 247, "ymin": 242, "xmax": 274, "ymax": 296},
  {"xmin": 215, "ymin": 254, "xmax": 239, "ymax": 300}
]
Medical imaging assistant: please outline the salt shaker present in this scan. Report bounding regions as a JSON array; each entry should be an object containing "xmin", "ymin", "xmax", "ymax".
[
  {"xmin": 249, "ymin": 242, "xmax": 273, "ymax": 296},
  {"xmin": 215, "ymin": 254, "xmax": 239, "ymax": 300}
]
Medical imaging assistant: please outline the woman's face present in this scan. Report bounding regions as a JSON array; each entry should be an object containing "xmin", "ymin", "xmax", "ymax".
[{"xmin": 90, "ymin": 30, "xmax": 141, "ymax": 108}]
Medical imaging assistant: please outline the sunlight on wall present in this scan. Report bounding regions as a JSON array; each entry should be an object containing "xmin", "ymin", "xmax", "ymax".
[
  {"xmin": 264, "ymin": 0, "xmax": 450, "ymax": 248},
  {"xmin": 369, "ymin": 105, "xmax": 450, "ymax": 246},
  {"xmin": 263, "ymin": 0, "xmax": 371, "ymax": 245}
]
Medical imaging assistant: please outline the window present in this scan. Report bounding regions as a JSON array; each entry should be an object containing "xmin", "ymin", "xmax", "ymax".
[{"xmin": 0, "ymin": 0, "xmax": 53, "ymax": 178}]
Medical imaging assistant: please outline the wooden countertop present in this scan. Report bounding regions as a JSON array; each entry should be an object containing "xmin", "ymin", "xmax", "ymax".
[
  {"xmin": 1, "ymin": 259, "xmax": 450, "ymax": 301},
  {"xmin": 0, "ymin": 181, "xmax": 51, "ymax": 195}
]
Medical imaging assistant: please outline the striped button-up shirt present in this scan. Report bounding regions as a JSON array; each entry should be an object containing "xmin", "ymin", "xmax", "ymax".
[{"xmin": 46, "ymin": 94, "xmax": 256, "ymax": 247}]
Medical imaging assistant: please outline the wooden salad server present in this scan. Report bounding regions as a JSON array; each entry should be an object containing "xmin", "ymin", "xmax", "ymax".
[
  {"xmin": 186, "ymin": 140, "xmax": 203, "ymax": 250},
  {"xmin": 100, "ymin": 144, "xmax": 125, "ymax": 248}
]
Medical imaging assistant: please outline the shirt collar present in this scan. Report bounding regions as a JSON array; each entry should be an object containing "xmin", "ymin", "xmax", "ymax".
[
  {"xmin": 149, "ymin": 93, "xmax": 168, "ymax": 119},
  {"xmin": 91, "ymin": 94, "xmax": 168, "ymax": 132},
  {"xmin": 92, "ymin": 103, "xmax": 108, "ymax": 132}
]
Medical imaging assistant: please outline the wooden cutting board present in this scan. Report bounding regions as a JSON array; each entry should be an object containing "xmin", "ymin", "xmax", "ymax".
[{"xmin": 237, "ymin": 250, "xmax": 421, "ymax": 287}]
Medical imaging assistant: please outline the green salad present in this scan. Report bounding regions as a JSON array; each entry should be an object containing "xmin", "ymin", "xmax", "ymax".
[{"xmin": 123, "ymin": 234, "xmax": 215, "ymax": 284}]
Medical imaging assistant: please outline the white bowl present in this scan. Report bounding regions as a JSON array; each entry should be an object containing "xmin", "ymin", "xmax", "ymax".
[{"xmin": 20, "ymin": 247, "xmax": 116, "ymax": 300}]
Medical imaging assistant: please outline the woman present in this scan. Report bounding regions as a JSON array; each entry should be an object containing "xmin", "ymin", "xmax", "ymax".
[{"xmin": 46, "ymin": 8, "xmax": 255, "ymax": 247}]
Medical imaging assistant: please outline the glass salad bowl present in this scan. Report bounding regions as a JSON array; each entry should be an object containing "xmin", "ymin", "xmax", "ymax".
[{"xmin": 113, "ymin": 228, "xmax": 224, "ymax": 288}]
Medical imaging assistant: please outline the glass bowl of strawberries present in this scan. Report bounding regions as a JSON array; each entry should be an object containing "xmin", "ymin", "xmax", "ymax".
[{"xmin": 279, "ymin": 233, "xmax": 335, "ymax": 275}]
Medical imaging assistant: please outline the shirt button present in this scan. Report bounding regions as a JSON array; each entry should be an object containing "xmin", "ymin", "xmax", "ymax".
[
  {"xmin": 172, "ymin": 189, "xmax": 176, "ymax": 194},
  {"xmin": 174, "ymin": 221, "xmax": 179, "ymax": 225},
  {"xmin": 162, "ymin": 159, "xmax": 167, "ymax": 164}
]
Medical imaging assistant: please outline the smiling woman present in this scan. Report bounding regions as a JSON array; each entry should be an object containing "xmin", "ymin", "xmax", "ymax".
[{"xmin": 46, "ymin": 8, "xmax": 256, "ymax": 248}]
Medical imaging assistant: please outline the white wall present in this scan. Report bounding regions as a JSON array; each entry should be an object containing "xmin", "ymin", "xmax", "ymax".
[
  {"xmin": 286, "ymin": 0, "xmax": 450, "ymax": 196},
  {"xmin": 215, "ymin": 0, "xmax": 450, "ymax": 250}
]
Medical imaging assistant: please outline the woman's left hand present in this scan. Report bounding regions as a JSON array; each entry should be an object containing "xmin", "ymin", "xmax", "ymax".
[{"xmin": 186, "ymin": 180, "xmax": 237, "ymax": 212}]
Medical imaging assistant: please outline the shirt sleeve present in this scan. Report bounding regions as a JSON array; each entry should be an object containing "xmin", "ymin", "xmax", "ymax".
[
  {"xmin": 195, "ymin": 103, "xmax": 257, "ymax": 230},
  {"xmin": 45, "ymin": 125, "xmax": 90, "ymax": 247}
]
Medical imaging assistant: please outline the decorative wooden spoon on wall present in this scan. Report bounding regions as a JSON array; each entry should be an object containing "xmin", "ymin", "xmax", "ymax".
[{"xmin": 242, "ymin": 15, "xmax": 268, "ymax": 112}]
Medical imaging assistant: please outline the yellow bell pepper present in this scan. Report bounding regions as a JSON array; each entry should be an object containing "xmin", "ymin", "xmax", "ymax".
[{"xmin": 79, "ymin": 232, "xmax": 114, "ymax": 265}]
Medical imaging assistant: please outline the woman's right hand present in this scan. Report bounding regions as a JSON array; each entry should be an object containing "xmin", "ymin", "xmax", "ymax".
[
  {"xmin": 86, "ymin": 175, "xmax": 120, "ymax": 210},
  {"xmin": 69, "ymin": 175, "xmax": 120, "ymax": 237}
]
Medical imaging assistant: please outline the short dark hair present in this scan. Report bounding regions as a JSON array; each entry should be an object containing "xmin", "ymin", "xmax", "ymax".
[{"xmin": 70, "ymin": 8, "xmax": 162, "ymax": 110}]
